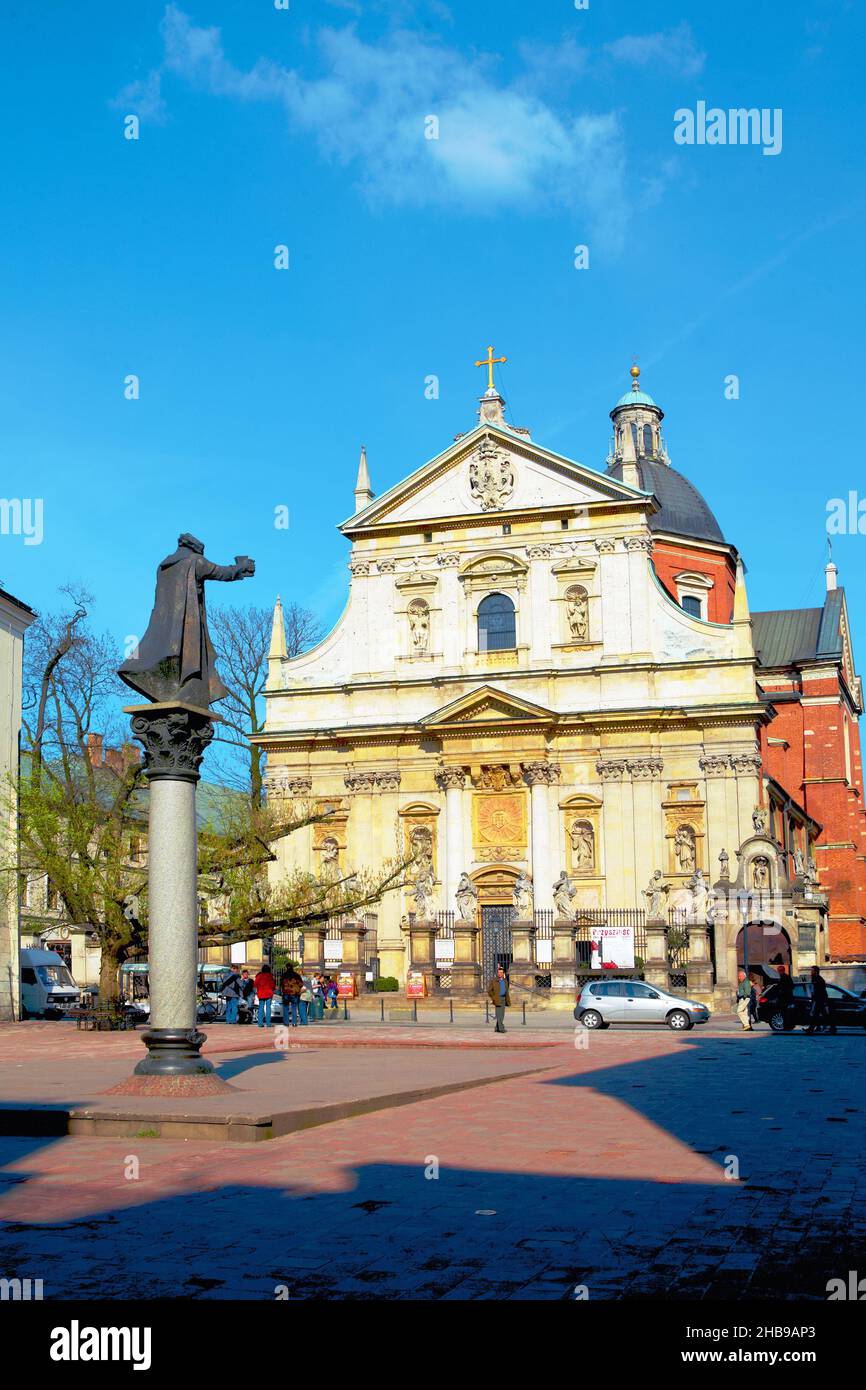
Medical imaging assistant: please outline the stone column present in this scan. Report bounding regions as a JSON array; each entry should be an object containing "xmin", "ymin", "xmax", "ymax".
[
  {"xmin": 685, "ymin": 920, "xmax": 714, "ymax": 998},
  {"xmin": 127, "ymin": 702, "xmax": 217, "ymax": 1078},
  {"xmin": 436, "ymin": 766, "xmax": 466, "ymax": 915},
  {"xmin": 644, "ymin": 918, "xmax": 670, "ymax": 990},
  {"xmin": 523, "ymin": 762, "xmax": 559, "ymax": 911}
]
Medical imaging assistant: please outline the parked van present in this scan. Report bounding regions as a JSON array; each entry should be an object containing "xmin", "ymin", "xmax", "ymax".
[{"xmin": 19, "ymin": 948, "xmax": 81, "ymax": 1018}]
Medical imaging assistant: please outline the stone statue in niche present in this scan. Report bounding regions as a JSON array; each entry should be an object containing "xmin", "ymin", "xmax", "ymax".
[
  {"xmin": 570, "ymin": 820, "xmax": 595, "ymax": 873},
  {"xmin": 321, "ymin": 837, "xmax": 340, "ymax": 879},
  {"xmin": 566, "ymin": 586, "xmax": 589, "ymax": 641},
  {"xmin": 752, "ymin": 856, "xmax": 770, "ymax": 890},
  {"xmin": 644, "ymin": 869, "xmax": 669, "ymax": 918},
  {"xmin": 553, "ymin": 871, "xmax": 577, "ymax": 919},
  {"xmin": 512, "ymin": 870, "xmax": 533, "ymax": 918},
  {"xmin": 752, "ymin": 806, "xmax": 768, "ymax": 834},
  {"xmin": 407, "ymin": 599, "xmax": 430, "ymax": 656},
  {"xmin": 455, "ymin": 873, "xmax": 478, "ymax": 921},
  {"xmin": 718, "ymin": 848, "xmax": 730, "ymax": 881},
  {"xmin": 674, "ymin": 824, "xmax": 697, "ymax": 873},
  {"xmin": 409, "ymin": 825, "xmax": 434, "ymax": 877},
  {"xmin": 793, "ymin": 846, "xmax": 806, "ymax": 876}
]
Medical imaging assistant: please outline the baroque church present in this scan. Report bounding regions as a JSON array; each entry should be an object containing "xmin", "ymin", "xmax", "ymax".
[{"xmin": 256, "ymin": 356, "xmax": 862, "ymax": 1006}]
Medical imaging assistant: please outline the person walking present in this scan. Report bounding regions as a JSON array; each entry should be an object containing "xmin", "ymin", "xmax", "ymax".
[
  {"xmin": 805, "ymin": 965, "xmax": 836, "ymax": 1035},
  {"xmin": 310, "ymin": 973, "xmax": 325, "ymax": 1022},
  {"xmin": 239, "ymin": 969, "xmax": 255, "ymax": 1022},
  {"xmin": 220, "ymin": 968, "xmax": 242, "ymax": 1025},
  {"xmin": 775, "ymin": 965, "xmax": 794, "ymax": 1032},
  {"xmin": 280, "ymin": 966, "xmax": 305, "ymax": 1027},
  {"xmin": 487, "ymin": 964, "xmax": 511, "ymax": 1034},
  {"xmin": 736, "ymin": 969, "xmax": 753, "ymax": 1031},
  {"xmin": 299, "ymin": 976, "xmax": 313, "ymax": 1024},
  {"xmin": 254, "ymin": 964, "xmax": 276, "ymax": 1028},
  {"xmin": 325, "ymin": 976, "xmax": 339, "ymax": 1016}
]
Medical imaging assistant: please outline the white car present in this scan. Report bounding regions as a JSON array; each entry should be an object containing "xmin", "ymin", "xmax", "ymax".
[{"xmin": 576, "ymin": 978, "xmax": 710, "ymax": 1030}]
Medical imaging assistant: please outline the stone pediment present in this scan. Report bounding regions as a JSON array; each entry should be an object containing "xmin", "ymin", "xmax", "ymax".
[
  {"xmin": 420, "ymin": 685, "xmax": 557, "ymax": 729},
  {"xmin": 341, "ymin": 424, "xmax": 650, "ymax": 534}
]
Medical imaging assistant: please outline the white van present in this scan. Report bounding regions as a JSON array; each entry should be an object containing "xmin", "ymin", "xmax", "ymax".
[{"xmin": 19, "ymin": 948, "xmax": 81, "ymax": 1018}]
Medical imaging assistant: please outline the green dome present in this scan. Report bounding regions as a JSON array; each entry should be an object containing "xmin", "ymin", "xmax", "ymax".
[{"xmin": 612, "ymin": 386, "xmax": 659, "ymax": 411}]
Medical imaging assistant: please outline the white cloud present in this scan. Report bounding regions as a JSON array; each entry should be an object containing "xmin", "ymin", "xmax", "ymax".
[
  {"xmin": 121, "ymin": 6, "xmax": 630, "ymax": 250},
  {"xmin": 604, "ymin": 23, "xmax": 706, "ymax": 79}
]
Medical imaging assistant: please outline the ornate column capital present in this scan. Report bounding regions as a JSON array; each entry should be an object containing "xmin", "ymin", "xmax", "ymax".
[
  {"xmin": 699, "ymin": 753, "xmax": 731, "ymax": 778},
  {"xmin": 348, "ymin": 559, "xmax": 370, "ymax": 577},
  {"xmin": 594, "ymin": 537, "xmax": 617, "ymax": 554},
  {"xmin": 129, "ymin": 705, "xmax": 214, "ymax": 784},
  {"xmin": 374, "ymin": 770, "xmax": 402, "ymax": 791},
  {"xmin": 628, "ymin": 756, "xmax": 664, "ymax": 779},
  {"xmin": 376, "ymin": 558, "xmax": 397, "ymax": 574},
  {"xmin": 624, "ymin": 534, "xmax": 653, "ymax": 552},
  {"xmin": 596, "ymin": 757, "xmax": 628, "ymax": 782},
  {"xmin": 522, "ymin": 761, "xmax": 561, "ymax": 786},
  {"xmin": 526, "ymin": 544, "xmax": 552, "ymax": 560},
  {"xmin": 344, "ymin": 771, "xmax": 376, "ymax": 792},
  {"xmin": 437, "ymin": 551, "xmax": 460, "ymax": 568},
  {"xmin": 435, "ymin": 765, "xmax": 467, "ymax": 791},
  {"xmin": 731, "ymin": 752, "xmax": 763, "ymax": 777}
]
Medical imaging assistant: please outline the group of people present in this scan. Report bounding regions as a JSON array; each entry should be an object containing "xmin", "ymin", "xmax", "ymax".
[
  {"xmin": 736, "ymin": 964, "xmax": 837, "ymax": 1034},
  {"xmin": 218, "ymin": 964, "xmax": 341, "ymax": 1027}
]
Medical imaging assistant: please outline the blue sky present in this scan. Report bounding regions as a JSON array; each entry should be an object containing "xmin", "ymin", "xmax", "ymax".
[{"xmin": 1, "ymin": 0, "xmax": 864, "ymax": 655}]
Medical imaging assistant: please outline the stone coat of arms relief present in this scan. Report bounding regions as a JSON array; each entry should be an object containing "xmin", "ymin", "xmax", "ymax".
[{"xmin": 468, "ymin": 438, "xmax": 516, "ymax": 511}]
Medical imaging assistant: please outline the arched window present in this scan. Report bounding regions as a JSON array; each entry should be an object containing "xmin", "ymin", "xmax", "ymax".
[
  {"xmin": 478, "ymin": 592, "xmax": 516, "ymax": 652},
  {"xmin": 681, "ymin": 594, "xmax": 702, "ymax": 618},
  {"xmin": 642, "ymin": 424, "xmax": 653, "ymax": 456}
]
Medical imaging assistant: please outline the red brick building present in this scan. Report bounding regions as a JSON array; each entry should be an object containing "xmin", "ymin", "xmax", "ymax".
[{"xmin": 753, "ymin": 567, "xmax": 866, "ymax": 959}]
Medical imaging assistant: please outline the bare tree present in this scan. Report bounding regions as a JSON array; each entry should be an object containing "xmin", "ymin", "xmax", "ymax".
[{"xmin": 209, "ymin": 601, "xmax": 323, "ymax": 806}]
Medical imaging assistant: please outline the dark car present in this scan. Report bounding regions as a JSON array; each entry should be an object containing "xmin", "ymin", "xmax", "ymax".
[{"xmin": 756, "ymin": 978, "xmax": 866, "ymax": 1032}]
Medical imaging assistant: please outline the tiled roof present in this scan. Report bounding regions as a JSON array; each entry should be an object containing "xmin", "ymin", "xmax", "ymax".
[
  {"xmin": 606, "ymin": 458, "xmax": 725, "ymax": 544},
  {"xmin": 753, "ymin": 591, "xmax": 844, "ymax": 669}
]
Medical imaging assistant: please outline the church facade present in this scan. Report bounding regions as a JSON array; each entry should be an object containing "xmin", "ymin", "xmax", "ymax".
[{"xmin": 257, "ymin": 363, "xmax": 832, "ymax": 1004}]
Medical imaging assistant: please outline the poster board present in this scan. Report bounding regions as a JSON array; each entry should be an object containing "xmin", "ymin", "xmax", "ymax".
[
  {"xmin": 337, "ymin": 971, "xmax": 356, "ymax": 999},
  {"xmin": 406, "ymin": 969, "xmax": 426, "ymax": 998},
  {"xmin": 590, "ymin": 926, "xmax": 635, "ymax": 970}
]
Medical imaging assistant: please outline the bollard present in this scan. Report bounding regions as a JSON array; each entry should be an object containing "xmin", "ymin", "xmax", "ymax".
[
  {"xmin": 380, "ymin": 997, "xmax": 385, "ymax": 1024},
  {"xmin": 449, "ymin": 999, "xmax": 454, "ymax": 1024},
  {"xmin": 343, "ymin": 999, "xmax": 348, "ymax": 1021},
  {"xmin": 413, "ymin": 999, "xmax": 418, "ymax": 1024},
  {"xmin": 522, "ymin": 1001, "xmax": 527, "ymax": 1026},
  {"xmin": 485, "ymin": 999, "xmax": 489, "ymax": 1025}
]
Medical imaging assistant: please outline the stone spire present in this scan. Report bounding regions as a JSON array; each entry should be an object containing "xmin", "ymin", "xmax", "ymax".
[
  {"xmin": 354, "ymin": 445, "xmax": 374, "ymax": 512},
  {"xmin": 732, "ymin": 558, "xmax": 753, "ymax": 658},
  {"xmin": 269, "ymin": 594, "xmax": 287, "ymax": 660},
  {"xmin": 826, "ymin": 539, "xmax": 838, "ymax": 592}
]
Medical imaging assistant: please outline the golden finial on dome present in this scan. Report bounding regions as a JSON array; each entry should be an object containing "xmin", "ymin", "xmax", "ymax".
[{"xmin": 630, "ymin": 362, "xmax": 641, "ymax": 382}]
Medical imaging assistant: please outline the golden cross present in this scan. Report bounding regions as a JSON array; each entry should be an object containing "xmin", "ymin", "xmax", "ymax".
[{"xmin": 474, "ymin": 344, "xmax": 506, "ymax": 392}]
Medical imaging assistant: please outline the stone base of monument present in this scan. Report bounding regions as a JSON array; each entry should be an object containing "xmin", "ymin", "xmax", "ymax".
[{"xmin": 102, "ymin": 1029, "xmax": 237, "ymax": 1096}]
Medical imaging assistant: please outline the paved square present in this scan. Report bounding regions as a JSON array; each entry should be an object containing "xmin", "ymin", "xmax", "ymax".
[{"xmin": 0, "ymin": 1025, "xmax": 863, "ymax": 1300}]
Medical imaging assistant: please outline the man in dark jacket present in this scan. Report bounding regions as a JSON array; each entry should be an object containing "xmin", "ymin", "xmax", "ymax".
[
  {"xmin": 805, "ymin": 966, "xmax": 835, "ymax": 1034},
  {"xmin": 487, "ymin": 965, "xmax": 511, "ymax": 1033},
  {"xmin": 220, "ymin": 969, "xmax": 242, "ymax": 1025}
]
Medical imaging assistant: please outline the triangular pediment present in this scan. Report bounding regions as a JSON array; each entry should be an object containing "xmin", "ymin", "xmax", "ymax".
[
  {"xmin": 341, "ymin": 424, "xmax": 651, "ymax": 534},
  {"xmin": 421, "ymin": 684, "xmax": 558, "ymax": 728}
]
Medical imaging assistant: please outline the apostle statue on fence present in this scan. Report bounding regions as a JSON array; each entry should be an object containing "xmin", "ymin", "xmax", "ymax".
[
  {"xmin": 455, "ymin": 872, "xmax": 478, "ymax": 921},
  {"xmin": 553, "ymin": 871, "xmax": 577, "ymax": 920},
  {"xmin": 644, "ymin": 869, "xmax": 670, "ymax": 920},
  {"xmin": 119, "ymin": 533, "xmax": 255, "ymax": 708},
  {"xmin": 512, "ymin": 869, "xmax": 533, "ymax": 919}
]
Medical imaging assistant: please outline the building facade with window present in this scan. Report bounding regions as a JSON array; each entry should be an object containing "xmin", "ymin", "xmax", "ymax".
[
  {"xmin": 257, "ymin": 368, "xmax": 828, "ymax": 1002},
  {"xmin": 0, "ymin": 586, "xmax": 35, "ymax": 1021}
]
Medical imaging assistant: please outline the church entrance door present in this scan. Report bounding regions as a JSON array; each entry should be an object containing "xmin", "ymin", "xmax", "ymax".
[{"xmin": 481, "ymin": 904, "xmax": 515, "ymax": 982}]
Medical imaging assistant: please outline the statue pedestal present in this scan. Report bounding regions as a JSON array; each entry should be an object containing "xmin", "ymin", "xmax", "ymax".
[
  {"xmin": 125, "ymin": 703, "xmax": 224, "ymax": 1082},
  {"xmin": 406, "ymin": 919, "xmax": 438, "ymax": 994},
  {"xmin": 551, "ymin": 919, "xmax": 577, "ymax": 993},
  {"xmin": 510, "ymin": 919, "xmax": 535, "ymax": 990},
  {"xmin": 644, "ymin": 917, "xmax": 670, "ymax": 991},
  {"xmin": 686, "ymin": 920, "xmax": 714, "ymax": 997},
  {"xmin": 451, "ymin": 919, "xmax": 481, "ymax": 994}
]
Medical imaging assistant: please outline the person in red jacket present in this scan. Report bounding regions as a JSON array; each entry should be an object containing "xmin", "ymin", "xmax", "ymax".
[{"xmin": 254, "ymin": 965, "xmax": 275, "ymax": 1028}]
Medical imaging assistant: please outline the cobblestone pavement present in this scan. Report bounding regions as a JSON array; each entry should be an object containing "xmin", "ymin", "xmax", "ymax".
[{"xmin": 1, "ymin": 1028, "xmax": 863, "ymax": 1300}]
